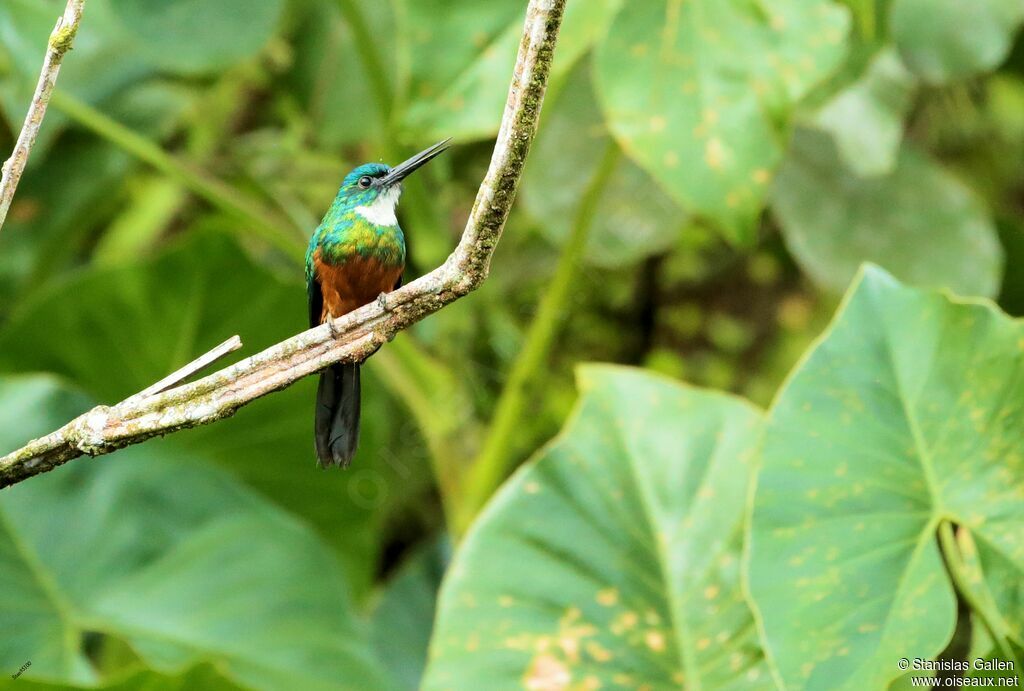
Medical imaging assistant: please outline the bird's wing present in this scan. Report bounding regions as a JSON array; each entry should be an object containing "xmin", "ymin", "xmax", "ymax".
[{"xmin": 308, "ymin": 271, "xmax": 323, "ymax": 329}]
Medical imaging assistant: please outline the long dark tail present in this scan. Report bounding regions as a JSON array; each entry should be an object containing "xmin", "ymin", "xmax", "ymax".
[{"xmin": 315, "ymin": 363, "xmax": 361, "ymax": 468}]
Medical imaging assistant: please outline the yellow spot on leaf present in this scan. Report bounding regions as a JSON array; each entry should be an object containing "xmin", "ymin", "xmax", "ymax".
[
  {"xmin": 558, "ymin": 635, "xmax": 580, "ymax": 662},
  {"xmin": 704, "ymin": 138, "xmax": 726, "ymax": 171},
  {"xmin": 524, "ymin": 654, "xmax": 571, "ymax": 691},
  {"xmin": 645, "ymin": 631, "xmax": 666, "ymax": 653},
  {"xmin": 585, "ymin": 641, "xmax": 613, "ymax": 662},
  {"xmin": 596, "ymin": 588, "xmax": 619, "ymax": 607}
]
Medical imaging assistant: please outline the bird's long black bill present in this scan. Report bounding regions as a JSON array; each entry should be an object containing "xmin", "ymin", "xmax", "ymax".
[{"xmin": 380, "ymin": 138, "xmax": 451, "ymax": 186}]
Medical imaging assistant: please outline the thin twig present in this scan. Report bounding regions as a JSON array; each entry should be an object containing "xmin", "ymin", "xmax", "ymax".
[
  {"xmin": 0, "ymin": 0, "xmax": 86, "ymax": 232},
  {"xmin": 0, "ymin": 0, "xmax": 567, "ymax": 489},
  {"xmin": 120, "ymin": 336, "xmax": 243, "ymax": 406}
]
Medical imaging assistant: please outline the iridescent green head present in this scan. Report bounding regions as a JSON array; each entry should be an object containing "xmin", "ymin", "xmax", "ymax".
[{"xmin": 329, "ymin": 139, "xmax": 451, "ymax": 226}]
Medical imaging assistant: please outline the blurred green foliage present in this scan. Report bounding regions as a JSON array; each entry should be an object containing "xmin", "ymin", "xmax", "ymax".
[{"xmin": 0, "ymin": 0, "xmax": 1022, "ymax": 688}]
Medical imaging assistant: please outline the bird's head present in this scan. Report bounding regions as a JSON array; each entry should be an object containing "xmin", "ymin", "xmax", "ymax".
[{"xmin": 335, "ymin": 139, "xmax": 451, "ymax": 224}]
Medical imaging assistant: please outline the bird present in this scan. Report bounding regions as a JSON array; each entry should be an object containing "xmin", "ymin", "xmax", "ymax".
[{"xmin": 305, "ymin": 139, "xmax": 450, "ymax": 468}]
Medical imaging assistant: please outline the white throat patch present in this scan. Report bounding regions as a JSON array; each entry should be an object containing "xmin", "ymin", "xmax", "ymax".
[{"xmin": 355, "ymin": 185, "xmax": 402, "ymax": 225}]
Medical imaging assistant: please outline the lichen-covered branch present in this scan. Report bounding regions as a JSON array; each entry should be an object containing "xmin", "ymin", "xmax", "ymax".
[
  {"xmin": 0, "ymin": 0, "xmax": 86, "ymax": 232},
  {"xmin": 0, "ymin": 0, "xmax": 566, "ymax": 489}
]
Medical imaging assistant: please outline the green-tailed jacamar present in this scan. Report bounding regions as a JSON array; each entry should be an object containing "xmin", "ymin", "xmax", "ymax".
[{"xmin": 306, "ymin": 139, "xmax": 450, "ymax": 468}]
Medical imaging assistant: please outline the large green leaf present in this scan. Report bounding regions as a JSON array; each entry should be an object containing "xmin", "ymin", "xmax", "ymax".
[
  {"xmin": 0, "ymin": 232, "xmax": 429, "ymax": 596},
  {"xmin": 811, "ymin": 48, "xmax": 917, "ymax": 177},
  {"xmin": 593, "ymin": 0, "xmax": 849, "ymax": 243},
  {"xmin": 747, "ymin": 266, "xmax": 1024, "ymax": 690},
  {"xmin": 891, "ymin": 0, "xmax": 1024, "ymax": 83},
  {"xmin": 399, "ymin": 0, "xmax": 622, "ymax": 141},
  {"xmin": 521, "ymin": 65, "xmax": 685, "ymax": 267},
  {"xmin": 106, "ymin": 0, "xmax": 285, "ymax": 75},
  {"xmin": 425, "ymin": 366, "xmax": 771, "ymax": 690},
  {"xmin": 772, "ymin": 129, "xmax": 1003, "ymax": 298},
  {"xmin": 0, "ymin": 376, "xmax": 390, "ymax": 689}
]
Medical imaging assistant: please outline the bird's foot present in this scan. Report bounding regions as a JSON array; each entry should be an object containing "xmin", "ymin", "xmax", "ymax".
[
  {"xmin": 326, "ymin": 313, "xmax": 341, "ymax": 338},
  {"xmin": 376, "ymin": 292, "xmax": 389, "ymax": 311}
]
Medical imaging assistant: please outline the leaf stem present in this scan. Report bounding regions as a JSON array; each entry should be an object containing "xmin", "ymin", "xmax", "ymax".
[
  {"xmin": 455, "ymin": 141, "xmax": 621, "ymax": 534},
  {"xmin": 938, "ymin": 520, "xmax": 1022, "ymax": 680},
  {"xmin": 48, "ymin": 89, "xmax": 304, "ymax": 261},
  {"xmin": 853, "ymin": 0, "xmax": 877, "ymax": 41}
]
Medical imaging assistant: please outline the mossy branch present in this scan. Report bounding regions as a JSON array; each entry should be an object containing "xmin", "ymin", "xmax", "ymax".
[
  {"xmin": 0, "ymin": 0, "xmax": 86, "ymax": 232},
  {"xmin": 0, "ymin": 0, "xmax": 566, "ymax": 489}
]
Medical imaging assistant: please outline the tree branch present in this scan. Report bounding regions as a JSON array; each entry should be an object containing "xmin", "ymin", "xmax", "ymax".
[
  {"xmin": 0, "ymin": 0, "xmax": 566, "ymax": 490},
  {"xmin": 0, "ymin": 0, "xmax": 86, "ymax": 232}
]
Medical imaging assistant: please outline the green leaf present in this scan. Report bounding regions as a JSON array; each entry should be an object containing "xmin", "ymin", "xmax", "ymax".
[
  {"xmin": 812, "ymin": 48, "xmax": 917, "ymax": 177},
  {"xmin": 593, "ymin": 0, "xmax": 850, "ymax": 243},
  {"xmin": 747, "ymin": 266, "xmax": 1024, "ymax": 690},
  {"xmin": 0, "ymin": 376, "xmax": 389, "ymax": 689},
  {"xmin": 425, "ymin": 366, "xmax": 772, "ymax": 689},
  {"xmin": 0, "ymin": 232, "xmax": 430, "ymax": 597},
  {"xmin": 891, "ymin": 0, "xmax": 1024, "ymax": 83},
  {"xmin": 521, "ymin": 65, "xmax": 685, "ymax": 267},
  {"xmin": 106, "ymin": 0, "xmax": 284, "ymax": 75},
  {"xmin": 772, "ymin": 129, "xmax": 1003, "ymax": 298},
  {"xmin": 399, "ymin": 0, "xmax": 622, "ymax": 141},
  {"xmin": 964, "ymin": 530, "xmax": 1024, "ymax": 646},
  {"xmin": 370, "ymin": 540, "xmax": 449, "ymax": 690}
]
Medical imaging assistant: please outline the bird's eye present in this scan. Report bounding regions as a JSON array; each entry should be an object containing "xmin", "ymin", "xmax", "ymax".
[{"xmin": 358, "ymin": 176, "xmax": 373, "ymax": 189}]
